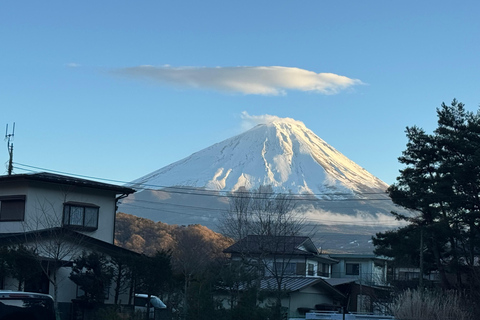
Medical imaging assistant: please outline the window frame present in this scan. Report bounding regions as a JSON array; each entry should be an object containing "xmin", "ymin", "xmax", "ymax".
[
  {"xmin": 63, "ymin": 202, "xmax": 99, "ymax": 231},
  {"xmin": 318, "ymin": 263, "xmax": 330, "ymax": 277},
  {"xmin": 275, "ymin": 262, "xmax": 297, "ymax": 275},
  {"xmin": 346, "ymin": 263, "xmax": 360, "ymax": 276},
  {"xmin": 307, "ymin": 263, "xmax": 315, "ymax": 276},
  {"xmin": 0, "ymin": 195, "xmax": 26, "ymax": 222}
]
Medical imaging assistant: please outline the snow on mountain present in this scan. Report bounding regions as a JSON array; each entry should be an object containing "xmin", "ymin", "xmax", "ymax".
[
  {"xmin": 131, "ymin": 117, "xmax": 388, "ymax": 197},
  {"xmin": 120, "ymin": 116, "xmax": 405, "ymax": 254}
]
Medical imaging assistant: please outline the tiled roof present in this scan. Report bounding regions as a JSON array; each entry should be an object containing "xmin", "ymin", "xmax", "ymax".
[
  {"xmin": 224, "ymin": 235, "xmax": 313, "ymax": 255},
  {"xmin": 259, "ymin": 277, "xmax": 324, "ymax": 291},
  {"xmin": 222, "ymin": 276, "xmax": 345, "ymax": 298},
  {"xmin": 324, "ymin": 278, "xmax": 357, "ymax": 286}
]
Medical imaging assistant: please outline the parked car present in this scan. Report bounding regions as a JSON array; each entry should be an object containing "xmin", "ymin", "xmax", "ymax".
[
  {"xmin": 134, "ymin": 293, "xmax": 167, "ymax": 319},
  {"xmin": 0, "ymin": 291, "xmax": 57, "ymax": 320}
]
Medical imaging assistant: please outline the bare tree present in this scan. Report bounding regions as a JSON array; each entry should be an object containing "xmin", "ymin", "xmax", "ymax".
[
  {"xmin": 221, "ymin": 185, "xmax": 304, "ymax": 240},
  {"xmin": 22, "ymin": 197, "xmax": 85, "ymax": 308},
  {"xmin": 220, "ymin": 185, "xmax": 311, "ymax": 319}
]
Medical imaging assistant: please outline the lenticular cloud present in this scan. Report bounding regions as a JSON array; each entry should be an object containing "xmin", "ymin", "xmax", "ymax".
[{"xmin": 114, "ymin": 65, "xmax": 363, "ymax": 95}]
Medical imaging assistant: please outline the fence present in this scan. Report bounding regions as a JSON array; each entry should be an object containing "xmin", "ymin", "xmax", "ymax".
[{"xmin": 305, "ymin": 311, "xmax": 395, "ymax": 320}]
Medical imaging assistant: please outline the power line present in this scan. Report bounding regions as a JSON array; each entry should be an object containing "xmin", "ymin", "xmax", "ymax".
[
  {"xmin": 120, "ymin": 201, "xmax": 404, "ymax": 227},
  {"xmin": 13, "ymin": 162, "xmax": 392, "ymax": 200},
  {"xmin": 13, "ymin": 162, "xmax": 407, "ymax": 216},
  {"xmin": 11, "ymin": 164, "xmax": 403, "ymax": 227},
  {"xmin": 14, "ymin": 163, "xmax": 130, "ymax": 185}
]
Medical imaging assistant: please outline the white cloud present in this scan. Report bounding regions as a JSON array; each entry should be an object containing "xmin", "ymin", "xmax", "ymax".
[
  {"xmin": 66, "ymin": 62, "xmax": 81, "ymax": 68},
  {"xmin": 239, "ymin": 112, "xmax": 304, "ymax": 131},
  {"xmin": 300, "ymin": 207, "xmax": 406, "ymax": 228},
  {"xmin": 113, "ymin": 65, "xmax": 363, "ymax": 96}
]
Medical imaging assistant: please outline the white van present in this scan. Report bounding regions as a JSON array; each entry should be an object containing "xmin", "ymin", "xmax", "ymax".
[
  {"xmin": 134, "ymin": 293, "xmax": 167, "ymax": 319},
  {"xmin": 0, "ymin": 291, "xmax": 58, "ymax": 320}
]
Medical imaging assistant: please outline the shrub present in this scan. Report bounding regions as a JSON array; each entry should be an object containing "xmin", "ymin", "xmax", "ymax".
[{"xmin": 392, "ymin": 288, "xmax": 472, "ymax": 320}]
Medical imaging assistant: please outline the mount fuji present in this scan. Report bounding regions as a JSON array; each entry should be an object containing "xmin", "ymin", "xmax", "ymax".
[{"xmin": 120, "ymin": 117, "xmax": 407, "ymax": 253}]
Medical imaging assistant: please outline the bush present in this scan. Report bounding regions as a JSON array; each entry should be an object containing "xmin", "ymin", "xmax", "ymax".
[
  {"xmin": 95, "ymin": 306, "xmax": 144, "ymax": 320},
  {"xmin": 392, "ymin": 288, "xmax": 472, "ymax": 320}
]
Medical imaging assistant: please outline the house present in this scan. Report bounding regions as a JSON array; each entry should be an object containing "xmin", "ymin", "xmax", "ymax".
[
  {"xmin": 0, "ymin": 172, "xmax": 137, "ymax": 319},
  {"xmin": 222, "ymin": 235, "xmax": 346, "ymax": 319},
  {"xmin": 329, "ymin": 254, "xmax": 389, "ymax": 286},
  {"xmin": 327, "ymin": 254, "xmax": 391, "ymax": 314}
]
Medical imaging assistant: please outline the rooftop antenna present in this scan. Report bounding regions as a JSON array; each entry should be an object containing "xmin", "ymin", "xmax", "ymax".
[{"xmin": 5, "ymin": 123, "xmax": 15, "ymax": 175}]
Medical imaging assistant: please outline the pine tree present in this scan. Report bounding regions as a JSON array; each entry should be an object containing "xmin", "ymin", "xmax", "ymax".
[{"xmin": 374, "ymin": 99, "xmax": 480, "ymax": 292}]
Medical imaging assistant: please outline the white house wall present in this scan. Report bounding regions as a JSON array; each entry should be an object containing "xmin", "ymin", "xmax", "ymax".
[
  {"xmin": 56, "ymin": 266, "xmax": 131, "ymax": 304},
  {"xmin": 330, "ymin": 258, "xmax": 387, "ymax": 286},
  {"xmin": 2, "ymin": 257, "xmax": 131, "ymax": 305},
  {"xmin": 0, "ymin": 181, "xmax": 118, "ymax": 244}
]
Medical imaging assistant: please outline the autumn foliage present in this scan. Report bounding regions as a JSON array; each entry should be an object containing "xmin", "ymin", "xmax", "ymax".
[{"xmin": 115, "ymin": 212, "xmax": 234, "ymax": 264}]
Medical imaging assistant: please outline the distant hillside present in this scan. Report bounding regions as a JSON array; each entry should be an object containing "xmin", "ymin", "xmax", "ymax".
[{"xmin": 115, "ymin": 212, "xmax": 234, "ymax": 258}]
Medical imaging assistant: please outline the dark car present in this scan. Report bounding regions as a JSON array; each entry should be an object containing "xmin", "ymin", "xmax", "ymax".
[{"xmin": 0, "ymin": 291, "xmax": 57, "ymax": 320}]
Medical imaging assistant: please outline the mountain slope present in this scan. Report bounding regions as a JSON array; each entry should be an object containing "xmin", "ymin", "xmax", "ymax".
[
  {"xmin": 131, "ymin": 118, "xmax": 388, "ymax": 196},
  {"xmin": 120, "ymin": 117, "xmax": 406, "ymax": 254}
]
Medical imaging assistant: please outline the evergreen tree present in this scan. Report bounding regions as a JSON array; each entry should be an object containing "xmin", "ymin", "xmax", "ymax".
[
  {"xmin": 7, "ymin": 245, "xmax": 43, "ymax": 291},
  {"xmin": 374, "ymin": 99, "xmax": 480, "ymax": 293},
  {"xmin": 69, "ymin": 251, "xmax": 114, "ymax": 305}
]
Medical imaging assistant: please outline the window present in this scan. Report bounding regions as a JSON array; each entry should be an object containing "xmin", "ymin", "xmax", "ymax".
[
  {"xmin": 296, "ymin": 262, "xmax": 306, "ymax": 275},
  {"xmin": 307, "ymin": 263, "xmax": 315, "ymax": 276},
  {"xmin": 275, "ymin": 262, "xmax": 296, "ymax": 275},
  {"xmin": 346, "ymin": 263, "xmax": 360, "ymax": 275},
  {"xmin": 318, "ymin": 263, "xmax": 330, "ymax": 277},
  {"xmin": 274, "ymin": 262, "xmax": 307, "ymax": 275},
  {"xmin": 0, "ymin": 195, "xmax": 26, "ymax": 221},
  {"xmin": 63, "ymin": 202, "xmax": 99, "ymax": 230},
  {"xmin": 134, "ymin": 296, "xmax": 149, "ymax": 308}
]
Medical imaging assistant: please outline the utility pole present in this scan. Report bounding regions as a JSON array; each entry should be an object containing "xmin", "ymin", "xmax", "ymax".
[
  {"xmin": 419, "ymin": 227, "xmax": 424, "ymax": 288},
  {"xmin": 5, "ymin": 123, "xmax": 15, "ymax": 175}
]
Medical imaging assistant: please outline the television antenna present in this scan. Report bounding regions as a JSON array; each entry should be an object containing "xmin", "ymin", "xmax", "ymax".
[{"xmin": 5, "ymin": 123, "xmax": 15, "ymax": 175}]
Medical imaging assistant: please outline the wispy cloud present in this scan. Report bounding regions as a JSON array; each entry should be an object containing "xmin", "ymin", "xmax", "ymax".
[
  {"xmin": 112, "ymin": 65, "xmax": 363, "ymax": 96},
  {"xmin": 240, "ymin": 112, "xmax": 304, "ymax": 131},
  {"xmin": 301, "ymin": 207, "xmax": 406, "ymax": 228},
  {"xmin": 66, "ymin": 62, "xmax": 81, "ymax": 68}
]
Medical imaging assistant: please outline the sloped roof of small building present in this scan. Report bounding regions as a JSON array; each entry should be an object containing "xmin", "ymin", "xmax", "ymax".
[
  {"xmin": 0, "ymin": 172, "xmax": 134, "ymax": 195},
  {"xmin": 222, "ymin": 276, "xmax": 345, "ymax": 299},
  {"xmin": 0, "ymin": 227, "xmax": 140, "ymax": 257},
  {"xmin": 324, "ymin": 278, "xmax": 357, "ymax": 286},
  {"xmin": 224, "ymin": 235, "xmax": 338, "ymax": 263},
  {"xmin": 224, "ymin": 235, "xmax": 314, "ymax": 255}
]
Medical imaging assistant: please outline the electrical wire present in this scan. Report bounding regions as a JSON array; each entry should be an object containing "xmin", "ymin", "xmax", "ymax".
[
  {"xmin": 119, "ymin": 202, "xmax": 402, "ymax": 227},
  {"xmin": 13, "ymin": 162, "xmax": 406, "ymax": 226},
  {"xmin": 13, "ymin": 162, "xmax": 392, "ymax": 200}
]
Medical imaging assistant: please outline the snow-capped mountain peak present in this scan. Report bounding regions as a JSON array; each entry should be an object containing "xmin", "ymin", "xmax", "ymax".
[{"xmin": 131, "ymin": 117, "xmax": 388, "ymax": 196}]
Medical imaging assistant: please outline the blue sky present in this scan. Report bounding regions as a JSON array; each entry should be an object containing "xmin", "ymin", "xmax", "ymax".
[{"xmin": 1, "ymin": 1, "xmax": 479, "ymax": 186}]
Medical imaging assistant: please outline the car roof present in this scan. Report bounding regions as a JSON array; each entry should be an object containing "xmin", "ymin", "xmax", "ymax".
[{"xmin": 0, "ymin": 291, "xmax": 54, "ymax": 299}]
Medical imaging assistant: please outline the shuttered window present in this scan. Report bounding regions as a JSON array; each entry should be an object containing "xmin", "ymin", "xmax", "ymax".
[
  {"xmin": 0, "ymin": 195, "xmax": 26, "ymax": 221},
  {"xmin": 296, "ymin": 262, "xmax": 306, "ymax": 275}
]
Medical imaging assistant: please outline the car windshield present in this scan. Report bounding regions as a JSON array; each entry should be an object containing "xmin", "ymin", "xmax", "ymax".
[
  {"xmin": 150, "ymin": 296, "xmax": 166, "ymax": 309},
  {"xmin": 0, "ymin": 296, "xmax": 56, "ymax": 320}
]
